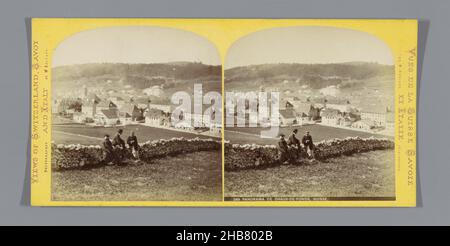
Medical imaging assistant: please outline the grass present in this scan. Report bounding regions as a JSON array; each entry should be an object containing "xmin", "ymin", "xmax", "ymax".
[
  {"xmin": 225, "ymin": 149, "xmax": 395, "ymax": 198},
  {"xmin": 53, "ymin": 124, "xmax": 218, "ymax": 145},
  {"xmin": 52, "ymin": 150, "xmax": 222, "ymax": 201},
  {"xmin": 225, "ymin": 124, "xmax": 390, "ymax": 145}
]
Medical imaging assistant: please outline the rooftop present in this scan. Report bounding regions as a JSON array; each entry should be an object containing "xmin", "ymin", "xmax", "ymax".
[
  {"xmin": 100, "ymin": 109, "xmax": 118, "ymax": 119},
  {"xmin": 279, "ymin": 108, "xmax": 297, "ymax": 119}
]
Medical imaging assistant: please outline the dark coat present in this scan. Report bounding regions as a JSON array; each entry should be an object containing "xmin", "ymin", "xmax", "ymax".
[
  {"xmin": 112, "ymin": 133, "xmax": 126, "ymax": 149},
  {"xmin": 302, "ymin": 135, "xmax": 314, "ymax": 147},
  {"xmin": 288, "ymin": 133, "xmax": 301, "ymax": 148},
  {"xmin": 127, "ymin": 135, "xmax": 139, "ymax": 150},
  {"xmin": 277, "ymin": 138, "xmax": 288, "ymax": 153},
  {"xmin": 103, "ymin": 138, "xmax": 114, "ymax": 153}
]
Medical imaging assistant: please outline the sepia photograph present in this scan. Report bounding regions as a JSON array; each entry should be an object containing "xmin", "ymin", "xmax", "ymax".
[
  {"xmin": 30, "ymin": 18, "xmax": 416, "ymax": 207},
  {"xmin": 50, "ymin": 26, "xmax": 223, "ymax": 201},
  {"xmin": 224, "ymin": 26, "xmax": 396, "ymax": 201}
]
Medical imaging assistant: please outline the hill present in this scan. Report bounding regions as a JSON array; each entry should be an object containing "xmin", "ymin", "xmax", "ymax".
[
  {"xmin": 52, "ymin": 62, "xmax": 222, "ymax": 90},
  {"xmin": 224, "ymin": 62, "xmax": 395, "ymax": 111},
  {"xmin": 225, "ymin": 62, "xmax": 394, "ymax": 90}
]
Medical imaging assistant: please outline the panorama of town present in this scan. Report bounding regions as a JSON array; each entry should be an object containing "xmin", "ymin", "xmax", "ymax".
[
  {"xmin": 225, "ymin": 86, "xmax": 394, "ymax": 138},
  {"xmin": 277, "ymin": 95, "xmax": 394, "ymax": 136},
  {"xmin": 52, "ymin": 83, "xmax": 221, "ymax": 138},
  {"xmin": 53, "ymin": 83, "xmax": 395, "ymax": 140}
]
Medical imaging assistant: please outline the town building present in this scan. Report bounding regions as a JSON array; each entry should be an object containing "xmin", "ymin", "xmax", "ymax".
[
  {"xmin": 171, "ymin": 103, "xmax": 218, "ymax": 128},
  {"xmin": 96, "ymin": 108, "xmax": 119, "ymax": 126},
  {"xmin": 81, "ymin": 94, "xmax": 117, "ymax": 118},
  {"xmin": 148, "ymin": 103, "xmax": 172, "ymax": 114},
  {"xmin": 279, "ymin": 108, "xmax": 297, "ymax": 126},
  {"xmin": 360, "ymin": 106, "xmax": 391, "ymax": 127},
  {"xmin": 72, "ymin": 112, "xmax": 86, "ymax": 123},
  {"xmin": 320, "ymin": 108, "xmax": 341, "ymax": 126},
  {"xmin": 283, "ymin": 100, "xmax": 321, "ymax": 123},
  {"xmin": 117, "ymin": 111, "xmax": 132, "ymax": 125},
  {"xmin": 119, "ymin": 103, "xmax": 143, "ymax": 122},
  {"xmin": 338, "ymin": 116, "xmax": 355, "ymax": 127},
  {"xmin": 351, "ymin": 119, "xmax": 373, "ymax": 130},
  {"xmin": 144, "ymin": 108, "xmax": 170, "ymax": 127},
  {"xmin": 295, "ymin": 112, "xmax": 310, "ymax": 126},
  {"xmin": 109, "ymin": 96, "xmax": 126, "ymax": 109}
]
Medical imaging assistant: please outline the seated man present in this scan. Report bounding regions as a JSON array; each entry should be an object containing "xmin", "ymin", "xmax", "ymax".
[
  {"xmin": 112, "ymin": 129, "xmax": 126, "ymax": 162},
  {"xmin": 112, "ymin": 129, "xmax": 126, "ymax": 149},
  {"xmin": 127, "ymin": 131, "xmax": 140, "ymax": 160},
  {"xmin": 301, "ymin": 131, "xmax": 315, "ymax": 159},
  {"xmin": 287, "ymin": 129, "xmax": 302, "ymax": 161},
  {"xmin": 277, "ymin": 134, "xmax": 290, "ymax": 165},
  {"xmin": 102, "ymin": 134, "xmax": 115, "ymax": 165}
]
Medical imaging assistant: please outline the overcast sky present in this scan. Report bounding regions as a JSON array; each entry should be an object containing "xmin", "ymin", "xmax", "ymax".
[
  {"xmin": 53, "ymin": 26, "xmax": 221, "ymax": 67},
  {"xmin": 226, "ymin": 26, "xmax": 394, "ymax": 69}
]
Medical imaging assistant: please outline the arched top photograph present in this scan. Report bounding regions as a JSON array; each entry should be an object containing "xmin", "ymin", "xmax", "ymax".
[
  {"xmin": 224, "ymin": 26, "xmax": 397, "ymax": 201},
  {"xmin": 224, "ymin": 25, "xmax": 395, "ymax": 136},
  {"xmin": 50, "ymin": 25, "xmax": 223, "ymax": 202}
]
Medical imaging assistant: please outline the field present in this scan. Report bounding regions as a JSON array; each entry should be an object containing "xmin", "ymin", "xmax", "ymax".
[
  {"xmin": 52, "ymin": 150, "xmax": 222, "ymax": 201},
  {"xmin": 225, "ymin": 124, "xmax": 390, "ymax": 145},
  {"xmin": 53, "ymin": 124, "xmax": 218, "ymax": 145},
  {"xmin": 225, "ymin": 149, "xmax": 395, "ymax": 198}
]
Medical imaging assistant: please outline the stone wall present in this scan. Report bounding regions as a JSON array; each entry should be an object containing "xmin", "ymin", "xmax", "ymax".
[
  {"xmin": 52, "ymin": 136, "xmax": 394, "ymax": 171},
  {"xmin": 52, "ymin": 137, "xmax": 221, "ymax": 170},
  {"xmin": 225, "ymin": 137, "xmax": 394, "ymax": 171}
]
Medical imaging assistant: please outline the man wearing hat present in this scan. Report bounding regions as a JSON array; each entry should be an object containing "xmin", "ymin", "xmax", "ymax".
[
  {"xmin": 102, "ymin": 134, "xmax": 115, "ymax": 165},
  {"xmin": 287, "ymin": 129, "xmax": 302, "ymax": 161},
  {"xmin": 112, "ymin": 129, "xmax": 126, "ymax": 163},
  {"xmin": 127, "ymin": 131, "xmax": 140, "ymax": 160},
  {"xmin": 112, "ymin": 129, "xmax": 126, "ymax": 149},
  {"xmin": 302, "ymin": 131, "xmax": 315, "ymax": 159},
  {"xmin": 277, "ymin": 133, "xmax": 290, "ymax": 164}
]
